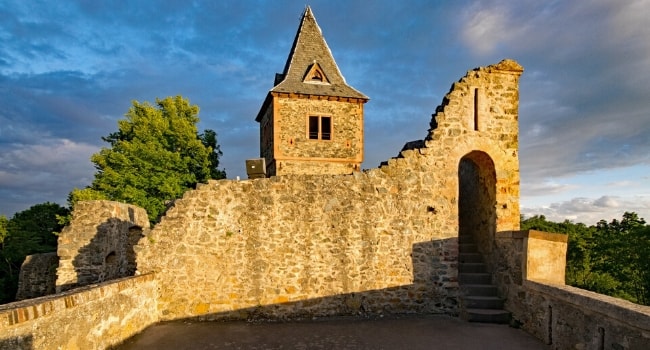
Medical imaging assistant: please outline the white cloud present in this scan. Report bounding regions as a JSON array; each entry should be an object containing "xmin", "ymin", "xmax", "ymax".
[
  {"xmin": 0, "ymin": 138, "xmax": 97, "ymax": 215},
  {"xmin": 0, "ymin": 139, "xmax": 96, "ymax": 175},
  {"xmin": 593, "ymin": 195, "xmax": 620, "ymax": 208},
  {"xmin": 522, "ymin": 181, "xmax": 575, "ymax": 197},
  {"xmin": 461, "ymin": 4, "xmax": 512, "ymax": 55},
  {"xmin": 522, "ymin": 195, "xmax": 650, "ymax": 225}
]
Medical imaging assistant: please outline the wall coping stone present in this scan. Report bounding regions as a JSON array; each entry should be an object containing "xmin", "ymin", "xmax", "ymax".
[
  {"xmin": 495, "ymin": 230, "xmax": 568, "ymax": 242},
  {"xmin": 0, "ymin": 273, "xmax": 155, "ymax": 326}
]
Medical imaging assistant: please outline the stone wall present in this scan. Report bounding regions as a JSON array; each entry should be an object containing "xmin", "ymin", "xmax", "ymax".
[
  {"xmin": 15, "ymin": 252, "xmax": 58, "ymax": 301},
  {"xmin": 262, "ymin": 95, "xmax": 365, "ymax": 176},
  {"xmin": 56, "ymin": 201, "xmax": 150, "ymax": 292},
  {"xmin": 493, "ymin": 229, "xmax": 568, "ymax": 312},
  {"xmin": 134, "ymin": 60, "xmax": 523, "ymax": 321},
  {"xmin": 521, "ymin": 281, "xmax": 650, "ymax": 350},
  {"xmin": 275, "ymin": 97, "xmax": 363, "ymax": 160},
  {"xmin": 6, "ymin": 58, "xmax": 650, "ymax": 348},
  {"xmin": 493, "ymin": 229, "xmax": 650, "ymax": 349},
  {"xmin": 0, "ymin": 274, "xmax": 158, "ymax": 350}
]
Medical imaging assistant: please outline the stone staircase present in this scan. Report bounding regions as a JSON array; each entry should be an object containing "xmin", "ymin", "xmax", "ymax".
[{"xmin": 459, "ymin": 234, "xmax": 511, "ymax": 323}]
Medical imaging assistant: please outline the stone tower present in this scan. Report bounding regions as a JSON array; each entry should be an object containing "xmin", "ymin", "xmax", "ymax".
[{"xmin": 255, "ymin": 7, "xmax": 369, "ymax": 177}]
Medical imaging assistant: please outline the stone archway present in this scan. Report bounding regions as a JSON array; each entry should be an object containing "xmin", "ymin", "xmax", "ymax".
[{"xmin": 458, "ymin": 151, "xmax": 496, "ymax": 257}]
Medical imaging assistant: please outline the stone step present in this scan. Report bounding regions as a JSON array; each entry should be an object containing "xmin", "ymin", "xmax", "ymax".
[
  {"xmin": 459, "ymin": 263, "xmax": 486, "ymax": 273},
  {"xmin": 461, "ymin": 284, "xmax": 498, "ymax": 296},
  {"xmin": 461, "ymin": 295, "xmax": 505, "ymax": 309},
  {"xmin": 463, "ymin": 309, "xmax": 511, "ymax": 324},
  {"xmin": 458, "ymin": 243, "xmax": 479, "ymax": 253},
  {"xmin": 459, "ymin": 253, "xmax": 483, "ymax": 263},
  {"xmin": 457, "ymin": 235, "xmax": 510, "ymax": 325},
  {"xmin": 459, "ymin": 273, "xmax": 492, "ymax": 285}
]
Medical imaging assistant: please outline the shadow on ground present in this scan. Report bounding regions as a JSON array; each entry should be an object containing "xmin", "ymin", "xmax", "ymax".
[{"xmin": 112, "ymin": 314, "xmax": 549, "ymax": 350}]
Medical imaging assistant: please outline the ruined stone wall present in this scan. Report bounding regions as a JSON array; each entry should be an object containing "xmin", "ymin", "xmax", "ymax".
[
  {"xmin": 272, "ymin": 96, "xmax": 364, "ymax": 175},
  {"xmin": 15, "ymin": 252, "xmax": 58, "ymax": 301},
  {"xmin": 56, "ymin": 201, "xmax": 150, "ymax": 292},
  {"xmin": 135, "ymin": 60, "xmax": 523, "ymax": 321},
  {"xmin": 0, "ymin": 274, "xmax": 158, "ymax": 350}
]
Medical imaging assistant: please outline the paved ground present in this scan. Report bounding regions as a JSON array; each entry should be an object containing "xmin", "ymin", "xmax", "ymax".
[{"xmin": 114, "ymin": 315, "xmax": 549, "ymax": 350}]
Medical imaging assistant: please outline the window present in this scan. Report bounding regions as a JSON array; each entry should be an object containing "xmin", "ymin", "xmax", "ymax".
[
  {"xmin": 308, "ymin": 115, "xmax": 331, "ymax": 140},
  {"xmin": 302, "ymin": 63, "xmax": 330, "ymax": 84},
  {"xmin": 473, "ymin": 88, "xmax": 479, "ymax": 131}
]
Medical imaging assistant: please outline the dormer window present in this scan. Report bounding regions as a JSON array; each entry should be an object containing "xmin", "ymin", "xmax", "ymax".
[{"xmin": 303, "ymin": 63, "xmax": 330, "ymax": 85}]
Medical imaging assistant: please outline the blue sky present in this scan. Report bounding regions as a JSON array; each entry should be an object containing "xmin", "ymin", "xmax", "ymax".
[{"xmin": 1, "ymin": 0, "xmax": 648, "ymax": 225}]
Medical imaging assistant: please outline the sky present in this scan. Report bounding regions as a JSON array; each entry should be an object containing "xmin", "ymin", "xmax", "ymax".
[{"xmin": 1, "ymin": 0, "xmax": 649, "ymax": 225}]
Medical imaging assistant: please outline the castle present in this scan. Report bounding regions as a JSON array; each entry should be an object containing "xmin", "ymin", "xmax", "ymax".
[{"xmin": 1, "ymin": 7, "xmax": 648, "ymax": 350}]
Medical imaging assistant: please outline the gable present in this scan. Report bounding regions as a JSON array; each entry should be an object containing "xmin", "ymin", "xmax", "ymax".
[{"xmin": 302, "ymin": 62, "xmax": 330, "ymax": 85}]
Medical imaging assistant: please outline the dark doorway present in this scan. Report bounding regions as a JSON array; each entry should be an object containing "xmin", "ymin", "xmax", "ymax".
[{"xmin": 458, "ymin": 151, "xmax": 496, "ymax": 258}]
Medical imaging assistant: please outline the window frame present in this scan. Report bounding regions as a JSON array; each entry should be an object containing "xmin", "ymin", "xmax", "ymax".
[{"xmin": 307, "ymin": 115, "xmax": 332, "ymax": 141}]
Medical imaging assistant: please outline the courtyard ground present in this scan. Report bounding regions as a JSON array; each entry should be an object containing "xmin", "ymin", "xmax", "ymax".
[{"xmin": 114, "ymin": 314, "xmax": 549, "ymax": 350}]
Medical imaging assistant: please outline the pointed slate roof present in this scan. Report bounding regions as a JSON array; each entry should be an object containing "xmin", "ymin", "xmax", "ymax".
[{"xmin": 256, "ymin": 7, "xmax": 368, "ymax": 121}]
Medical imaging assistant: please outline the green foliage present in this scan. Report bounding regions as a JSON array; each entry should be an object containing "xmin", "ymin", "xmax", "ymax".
[
  {"xmin": 199, "ymin": 129, "xmax": 227, "ymax": 180},
  {"xmin": 0, "ymin": 215, "xmax": 7, "ymax": 245},
  {"xmin": 522, "ymin": 212, "xmax": 650, "ymax": 305},
  {"xmin": 0, "ymin": 202, "xmax": 69, "ymax": 304},
  {"xmin": 80, "ymin": 95, "xmax": 226, "ymax": 222},
  {"xmin": 592, "ymin": 213, "xmax": 649, "ymax": 304},
  {"xmin": 67, "ymin": 187, "xmax": 108, "ymax": 208}
]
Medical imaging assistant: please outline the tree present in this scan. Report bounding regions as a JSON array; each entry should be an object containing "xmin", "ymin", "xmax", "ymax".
[
  {"xmin": 521, "ymin": 215, "xmax": 611, "ymax": 292},
  {"xmin": 0, "ymin": 215, "xmax": 7, "ymax": 246},
  {"xmin": 522, "ymin": 212, "xmax": 650, "ymax": 306},
  {"xmin": 593, "ymin": 212, "xmax": 648, "ymax": 304},
  {"xmin": 199, "ymin": 129, "xmax": 226, "ymax": 180},
  {"xmin": 82, "ymin": 95, "xmax": 226, "ymax": 221},
  {"xmin": 0, "ymin": 203, "xmax": 68, "ymax": 303}
]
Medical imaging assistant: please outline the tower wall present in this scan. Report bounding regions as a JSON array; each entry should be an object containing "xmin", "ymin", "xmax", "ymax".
[{"xmin": 270, "ymin": 95, "xmax": 363, "ymax": 176}]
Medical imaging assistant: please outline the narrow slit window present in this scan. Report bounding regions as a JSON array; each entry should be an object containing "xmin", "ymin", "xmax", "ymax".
[
  {"xmin": 473, "ymin": 88, "xmax": 479, "ymax": 131},
  {"xmin": 307, "ymin": 115, "xmax": 332, "ymax": 140}
]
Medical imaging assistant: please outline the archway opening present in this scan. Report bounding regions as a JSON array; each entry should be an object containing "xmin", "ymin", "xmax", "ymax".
[{"xmin": 458, "ymin": 151, "xmax": 496, "ymax": 258}]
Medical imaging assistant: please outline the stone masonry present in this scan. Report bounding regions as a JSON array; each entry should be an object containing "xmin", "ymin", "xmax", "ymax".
[
  {"xmin": 3, "ymin": 8, "xmax": 650, "ymax": 348},
  {"xmin": 134, "ymin": 59, "xmax": 523, "ymax": 321},
  {"xmin": 3, "ymin": 58, "xmax": 649, "ymax": 349},
  {"xmin": 15, "ymin": 252, "xmax": 58, "ymax": 301},
  {"xmin": 266, "ymin": 96, "xmax": 365, "ymax": 176},
  {"xmin": 56, "ymin": 201, "xmax": 150, "ymax": 292}
]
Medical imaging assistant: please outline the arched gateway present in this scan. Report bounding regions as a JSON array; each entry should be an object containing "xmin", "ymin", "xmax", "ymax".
[{"xmin": 458, "ymin": 151, "xmax": 497, "ymax": 253}]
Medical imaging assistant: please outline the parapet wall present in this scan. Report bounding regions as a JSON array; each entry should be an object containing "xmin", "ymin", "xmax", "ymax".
[
  {"xmin": 135, "ymin": 60, "xmax": 523, "ymax": 321},
  {"xmin": 0, "ymin": 274, "xmax": 158, "ymax": 350},
  {"xmin": 494, "ymin": 230, "xmax": 650, "ymax": 349},
  {"xmin": 522, "ymin": 281, "xmax": 650, "ymax": 349}
]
